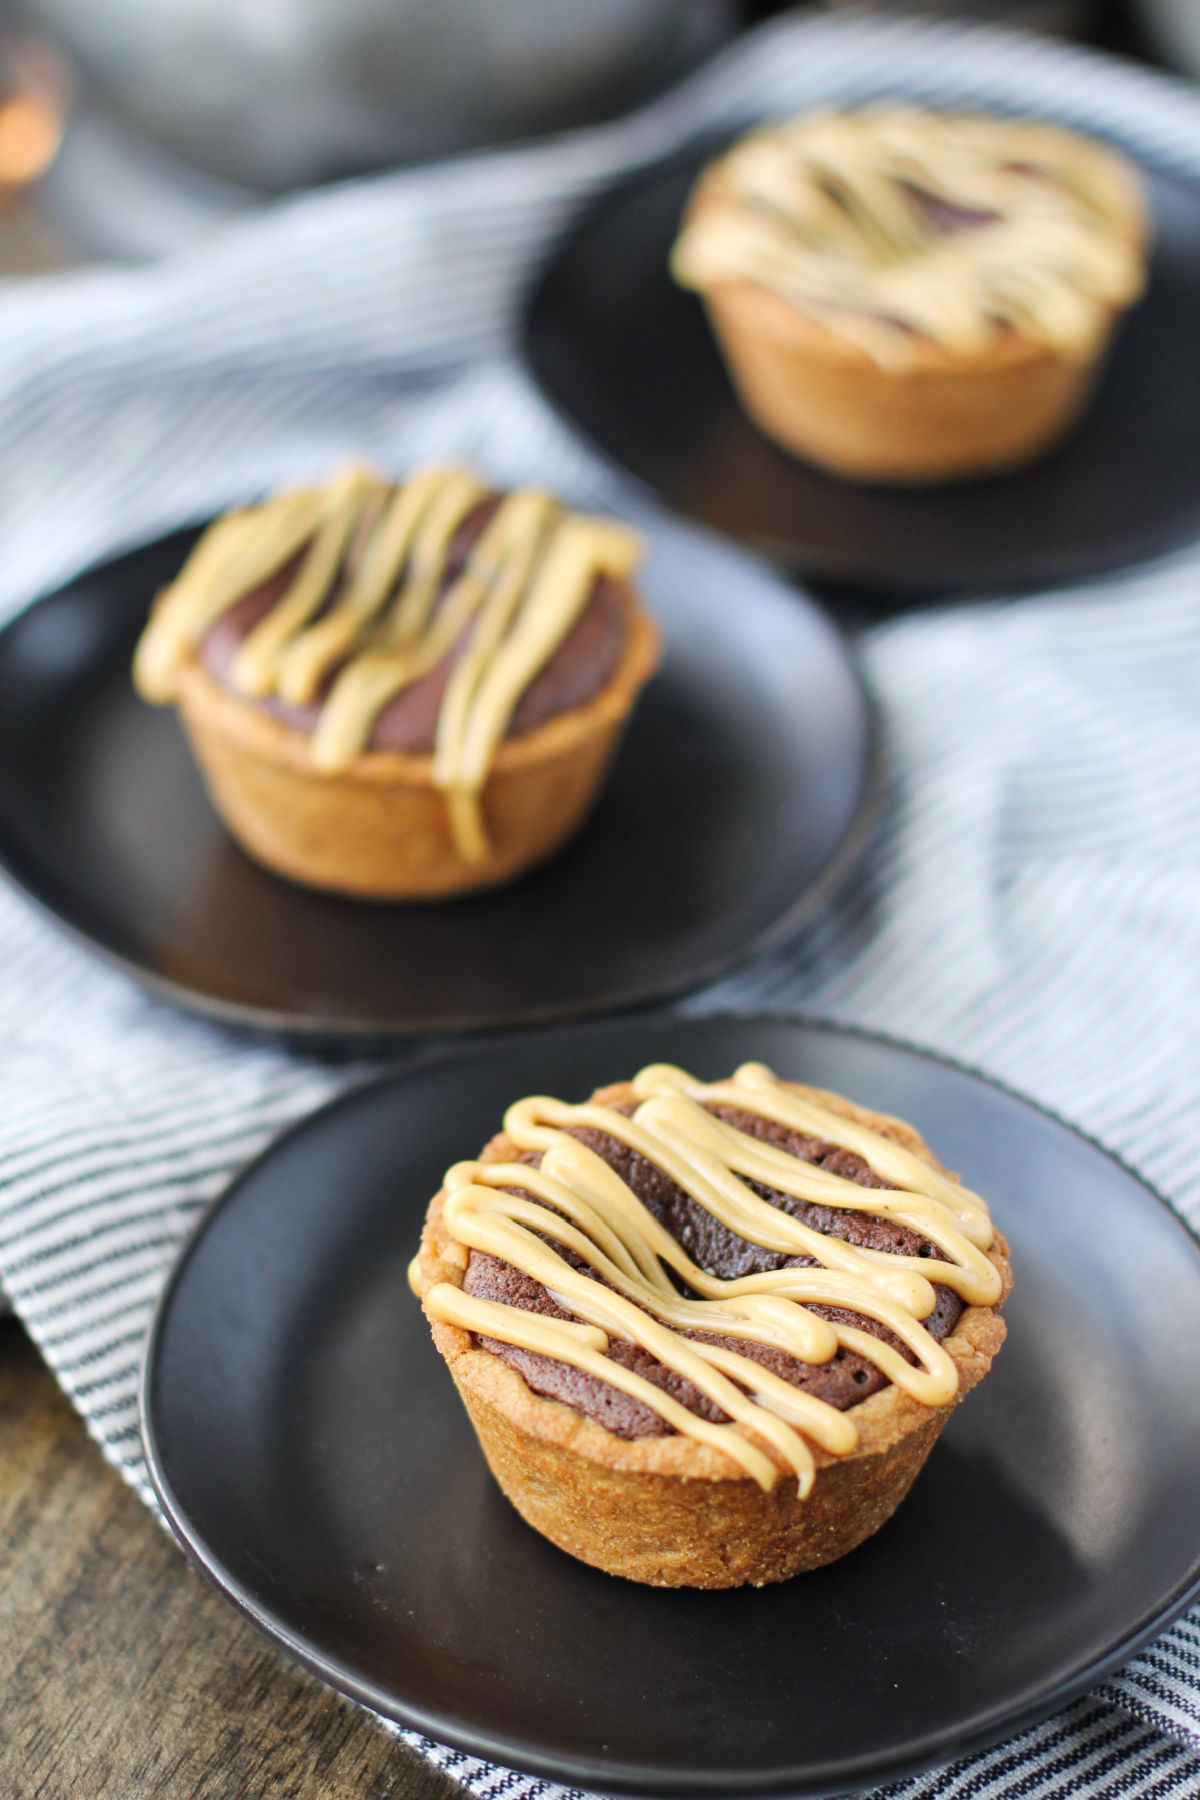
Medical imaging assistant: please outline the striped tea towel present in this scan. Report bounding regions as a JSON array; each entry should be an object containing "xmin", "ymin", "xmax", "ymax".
[{"xmin": 2, "ymin": 10, "xmax": 1200, "ymax": 1797}]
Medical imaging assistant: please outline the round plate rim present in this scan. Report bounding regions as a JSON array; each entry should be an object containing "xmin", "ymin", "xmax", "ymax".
[
  {"xmin": 0, "ymin": 534, "xmax": 882, "ymax": 1042},
  {"xmin": 140, "ymin": 1012, "xmax": 1200, "ymax": 1798},
  {"xmin": 521, "ymin": 142, "xmax": 1200, "ymax": 594}
]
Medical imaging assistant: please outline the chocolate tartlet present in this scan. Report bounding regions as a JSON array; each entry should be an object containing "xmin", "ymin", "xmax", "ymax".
[
  {"xmin": 412, "ymin": 1061, "xmax": 1011, "ymax": 1588},
  {"xmin": 671, "ymin": 106, "xmax": 1148, "ymax": 483},
  {"xmin": 133, "ymin": 463, "xmax": 659, "ymax": 898}
]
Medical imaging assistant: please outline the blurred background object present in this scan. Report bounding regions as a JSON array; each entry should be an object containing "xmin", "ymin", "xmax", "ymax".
[
  {"xmin": 818, "ymin": 0, "xmax": 1102, "ymax": 33},
  {"xmin": 27, "ymin": 0, "xmax": 734, "ymax": 187},
  {"xmin": 0, "ymin": 40, "xmax": 60, "ymax": 187},
  {"xmin": 0, "ymin": 21, "xmax": 69, "ymax": 271},
  {"xmin": 0, "ymin": 1, "xmax": 1194, "ymax": 267},
  {"xmin": 22, "ymin": 0, "xmax": 733, "ymax": 257},
  {"xmin": 1134, "ymin": 0, "xmax": 1200, "ymax": 80}
]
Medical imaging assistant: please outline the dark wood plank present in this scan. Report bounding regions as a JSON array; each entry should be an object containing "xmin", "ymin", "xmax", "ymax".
[{"xmin": 0, "ymin": 1316, "xmax": 463, "ymax": 1800}]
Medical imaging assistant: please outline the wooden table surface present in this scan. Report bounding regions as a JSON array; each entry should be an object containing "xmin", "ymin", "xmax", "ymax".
[{"xmin": 0, "ymin": 1315, "xmax": 462, "ymax": 1800}]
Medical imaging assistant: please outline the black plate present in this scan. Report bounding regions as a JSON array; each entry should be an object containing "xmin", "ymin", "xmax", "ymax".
[
  {"xmin": 0, "ymin": 512, "xmax": 875, "ymax": 1038},
  {"xmin": 142, "ymin": 1014, "xmax": 1200, "ymax": 1798},
  {"xmin": 524, "ymin": 147, "xmax": 1200, "ymax": 593}
]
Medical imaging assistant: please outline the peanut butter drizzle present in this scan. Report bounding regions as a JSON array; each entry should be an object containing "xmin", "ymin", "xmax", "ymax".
[
  {"xmin": 132, "ymin": 464, "xmax": 643, "ymax": 861},
  {"xmin": 671, "ymin": 107, "xmax": 1146, "ymax": 370},
  {"xmin": 419, "ymin": 1062, "xmax": 1002, "ymax": 1495}
]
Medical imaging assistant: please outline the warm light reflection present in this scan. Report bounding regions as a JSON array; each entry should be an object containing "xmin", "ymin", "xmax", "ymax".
[{"xmin": 0, "ymin": 47, "xmax": 65, "ymax": 191}]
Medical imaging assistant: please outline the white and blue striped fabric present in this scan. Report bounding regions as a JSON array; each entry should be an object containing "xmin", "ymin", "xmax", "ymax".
[{"xmin": 2, "ymin": 10, "xmax": 1200, "ymax": 1796}]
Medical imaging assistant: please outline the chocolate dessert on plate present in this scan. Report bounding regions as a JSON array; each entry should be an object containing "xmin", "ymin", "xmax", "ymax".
[
  {"xmin": 412, "ymin": 1058, "xmax": 1011, "ymax": 1587},
  {"xmin": 133, "ymin": 463, "xmax": 659, "ymax": 899},
  {"xmin": 671, "ymin": 105, "xmax": 1148, "ymax": 483}
]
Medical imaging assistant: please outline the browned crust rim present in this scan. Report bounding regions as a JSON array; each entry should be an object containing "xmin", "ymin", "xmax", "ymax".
[
  {"xmin": 169, "ymin": 580, "xmax": 660, "ymax": 789},
  {"xmin": 412, "ymin": 1078, "xmax": 1013, "ymax": 1485}
]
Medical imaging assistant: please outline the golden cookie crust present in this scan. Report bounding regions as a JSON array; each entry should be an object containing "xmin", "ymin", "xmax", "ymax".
[
  {"xmin": 171, "ymin": 586, "xmax": 659, "ymax": 900},
  {"xmin": 412, "ymin": 1079, "xmax": 1012, "ymax": 1587}
]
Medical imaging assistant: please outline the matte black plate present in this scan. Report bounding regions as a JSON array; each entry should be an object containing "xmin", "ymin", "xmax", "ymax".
[
  {"xmin": 142, "ymin": 1014, "xmax": 1200, "ymax": 1798},
  {"xmin": 524, "ymin": 148, "xmax": 1200, "ymax": 593},
  {"xmin": 0, "ymin": 512, "xmax": 875, "ymax": 1038}
]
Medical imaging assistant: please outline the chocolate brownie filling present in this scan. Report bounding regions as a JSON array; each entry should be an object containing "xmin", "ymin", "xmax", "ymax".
[
  {"xmin": 198, "ymin": 495, "xmax": 629, "ymax": 753},
  {"xmin": 896, "ymin": 180, "xmax": 1000, "ymax": 234},
  {"xmin": 465, "ymin": 1104, "xmax": 965, "ymax": 1441}
]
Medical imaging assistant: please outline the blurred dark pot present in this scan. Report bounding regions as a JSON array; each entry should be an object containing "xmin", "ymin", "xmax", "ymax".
[{"xmin": 24, "ymin": 0, "xmax": 735, "ymax": 191}]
